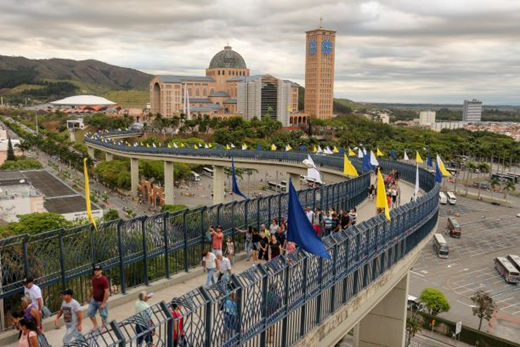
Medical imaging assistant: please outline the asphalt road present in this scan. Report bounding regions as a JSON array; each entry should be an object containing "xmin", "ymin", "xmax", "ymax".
[{"xmin": 410, "ymin": 196, "xmax": 520, "ymax": 342}]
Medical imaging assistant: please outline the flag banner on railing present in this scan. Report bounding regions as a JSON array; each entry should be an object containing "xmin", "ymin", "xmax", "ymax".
[
  {"xmin": 83, "ymin": 158, "xmax": 97, "ymax": 230},
  {"xmin": 436, "ymin": 155, "xmax": 452, "ymax": 177},
  {"xmin": 416, "ymin": 151, "xmax": 424, "ymax": 164},
  {"xmin": 287, "ymin": 179, "xmax": 331, "ymax": 259},
  {"xmin": 358, "ymin": 148, "xmax": 364, "ymax": 158},
  {"xmin": 427, "ymin": 155, "xmax": 433, "ymax": 167},
  {"xmin": 376, "ymin": 168, "xmax": 391, "ymax": 221},
  {"xmin": 403, "ymin": 150, "xmax": 409, "ymax": 161},
  {"xmin": 348, "ymin": 148, "xmax": 356, "ymax": 156},
  {"xmin": 376, "ymin": 148, "xmax": 384, "ymax": 157},
  {"xmin": 362, "ymin": 151, "xmax": 373, "ymax": 171},
  {"xmin": 435, "ymin": 161, "xmax": 443, "ymax": 183},
  {"xmin": 232, "ymin": 158, "xmax": 248, "ymax": 200},
  {"xmin": 370, "ymin": 151, "xmax": 379, "ymax": 167},
  {"xmin": 414, "ymin": 164, "xmax": 420, "ymax": 201},
  {"xmin": 343, "ymin": 154, "xmax": 359, "ymax": 177}
]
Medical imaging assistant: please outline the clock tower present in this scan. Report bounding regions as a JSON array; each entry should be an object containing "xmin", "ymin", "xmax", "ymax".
[{"xmin": 304, "ymin": 20, "xmax": 336, "ymax": 119}]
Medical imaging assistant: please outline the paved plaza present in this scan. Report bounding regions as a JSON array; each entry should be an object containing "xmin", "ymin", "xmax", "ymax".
[{"xmin": 410, "ymin": 196, "xmax": 520, "ymax": 342}]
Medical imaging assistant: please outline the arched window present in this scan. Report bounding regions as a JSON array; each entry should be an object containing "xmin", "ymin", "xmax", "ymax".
[
  {"xmin": 203, "ymin": 88, "xmax": 207, "ymax": 96},
  {"xmin": 210, "ymin": 88, "xmax": 214, "ymax": 95}
]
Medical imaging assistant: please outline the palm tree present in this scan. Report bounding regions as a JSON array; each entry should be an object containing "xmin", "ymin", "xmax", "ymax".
[
  {"xmin": 17, "ymin": 139, "xmax": 33, "ymax": 156},
  {"xmin": 490, "ymin": 178, "xmax": 501, "ymax": 200},
  {"xmin": 502, "ymin": 181, "xmax": 516, "ymax": 201},
  {"xmin": 406, "ymin": 317, "xmax": 422, "ymax": 347}
]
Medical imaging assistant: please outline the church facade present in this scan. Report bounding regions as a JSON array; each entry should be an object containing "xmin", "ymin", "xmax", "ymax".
[{"xmin": 149, "ymin": 45, "xmax": 304, "ymax": 125}]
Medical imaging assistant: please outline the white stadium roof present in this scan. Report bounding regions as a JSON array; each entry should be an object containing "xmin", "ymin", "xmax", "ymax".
[{"xmin": 50, "ymin": 95, "xmax": 116, "ymax": 106}]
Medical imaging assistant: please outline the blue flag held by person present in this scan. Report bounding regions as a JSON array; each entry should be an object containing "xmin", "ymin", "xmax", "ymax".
[
  {"xmin": 287, "ymin": 179, "xmax": 331, "ymax": 259},
  {"xmin": 231, "ymin": 158, "xmax": 248, "ymax": 200}
]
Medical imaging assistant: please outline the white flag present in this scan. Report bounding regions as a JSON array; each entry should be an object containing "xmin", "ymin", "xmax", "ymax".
[
  {"xmin": 317, "ymin": 145, "xmax": 323, "ymax": 153},
  {"xmin": 370, "ymin": 151, "xmax": 379, "ymax": 167},
  {"xmin": 242, "ymin": 144, "xmax": 247, "ymax": 150},
  {"xmin": 173, "ymin": 143, "xmax": 178, "ymax": 148},
  {"xmin": 414, "ymin": 164, "xmax": 419, "ymax": 201},
  {"xmin": 404, "ymin": 150, "xmax": 409, "ymax": 161},
  {"xmin": 358, "ymin": 148, "xmax": 364, "ymax": 158}
]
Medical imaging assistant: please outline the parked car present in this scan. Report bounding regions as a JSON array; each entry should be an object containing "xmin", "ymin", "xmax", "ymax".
[{"xmin": 473, "ymin": 181, "xmax": 490, "ymax": 190}]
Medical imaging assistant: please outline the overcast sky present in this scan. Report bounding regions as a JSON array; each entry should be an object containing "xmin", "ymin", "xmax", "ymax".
[{"xmin": 2, "ymin": 0, "xmax": 520, "ymax": 104}]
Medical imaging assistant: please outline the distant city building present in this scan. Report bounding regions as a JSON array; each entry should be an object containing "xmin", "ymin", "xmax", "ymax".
[
  {"xmin": 0, "ymin": 170, "xmax": 103, "ymax": 222},
  {"xmin": 304, "ymin": 21, "xmax": 336, "ymax": 119},
  {"xmin": 430, "ymin": 121, "xmax": 467, "ymax": 132},
  {"xmin": 462, "ymin": 99, "xmax": 482, "ymax": 122},
  {"xmin": 379, "ymin": 113, "xmax": 390, "ymax": 124},
  {"xmin": 419, "ymin": 110, "xmax": 436, "ymax": 125},
  {"xmin": 149, "ymin": 46, "xmax": 300, "ymax": 123},
  {"xmin": 237, "ymin": 75, "xmax": 303, "ymax": 126}
]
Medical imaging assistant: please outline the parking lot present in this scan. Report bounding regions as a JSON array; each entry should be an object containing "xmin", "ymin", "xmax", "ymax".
[{"xmin": 410, "ymin": 196, "xmax": 520, "ymax": 341}]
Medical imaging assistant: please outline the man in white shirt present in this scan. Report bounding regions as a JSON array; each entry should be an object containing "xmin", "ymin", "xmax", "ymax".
[
  {"xmin": 202, "ymin": 251, "xmax": 219, "ymax": 287},
  {"xmin": 216, "ymin": 254, "xmax": 232, "ymax": 281},
  {"xmin": 305, "ymin": 207, "xmax": 314, "ymax": 224},
  {"xmin": 23, "ymin": 277, "xmax": 43, "ymax": 313}
]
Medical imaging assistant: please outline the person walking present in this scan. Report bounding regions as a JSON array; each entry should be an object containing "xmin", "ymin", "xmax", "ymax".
[
  {"xmin": 251, "ymin": 228, "xmax": 261, "ymax": 264},
  {"xmin": 368, "ymin": 184, "xmax": 375, "ymax": 201},
  {"xmin": 88, "ymin": 265, "xmax": 109, "ymax": 330},
  {"xmin": 22, "ymin": 277, "xmax": 49, "ymax": 319},
  {"xmin": 235, "ymin": 226, "xmax": 253, "ymax": 261},
  {"xmin": 21, "ymin": 294, "xmax": 41, "ymax": 334},
  {"xmin": 202, "ymin": 251, "xmax": 219, "ymax": 286},
  {"xmin": 171, "ymin": 299, "xmax": 185, "ymax": 347},
  {"xmin": 208, "ymin": 225, "xmax": 224, "ymax": 256},
  {"xmin": 55, "ymin": 288, "xmax": 84, "ymax": 344},
  {"xmin": 135, "ymin": 291, "xmax": 154, "ymax": 347},
  {"xmin": 217, "ymin": 254, "xmax": 232, "ymax": 281},
  {"xmin": 17, "ymin": 319, "xmax": 40, "ymax": 347},
  {"xmin": 225, "ymin": 237, "xmax": 235, "ymax": 264}
]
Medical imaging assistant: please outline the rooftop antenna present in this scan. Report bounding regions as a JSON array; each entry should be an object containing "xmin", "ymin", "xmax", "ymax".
[{"xmin": 319, "ymin": 17, "xmax": 323, "ymax": 29}]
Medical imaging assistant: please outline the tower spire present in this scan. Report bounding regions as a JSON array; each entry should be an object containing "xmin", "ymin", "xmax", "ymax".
[{"xmin": 319, "ymin": 17, "xmax": 323, "ymax": 28}]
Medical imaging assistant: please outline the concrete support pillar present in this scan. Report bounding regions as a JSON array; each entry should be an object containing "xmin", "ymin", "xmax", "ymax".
[
  {"xmin": 164, "ymin": 161, "xmax": 174, "ymax": 205},
  {"xmin": 354, "ymin": 272, "xmax": 409, "ymax": 347},
  {"xmin": 287, "ymin": 172, "xmax": 301, "ymax": 192},
  {"xmin": 105, "ymin": 152, "xmax": 114, "ymax": 162},
  {"xmin": 87, "ymin": 146, "xmax": 95, "ymax": 160},
  {"xmin": 130, "ymin": 158, "xmax": 139, "ymax": 198},
  {"xmin": 213, "ymin": 165, "xmax": 225, "ymax": 205}
]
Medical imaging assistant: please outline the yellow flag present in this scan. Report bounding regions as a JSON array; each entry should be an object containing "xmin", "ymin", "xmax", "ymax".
[
  {"xmin": 287, "ymin": 144, "xmax": 293, "ymax": 151},
  {"xmin": 180, "ymin": 143, "xmax": 185, "ymax": 148},
  {"xmin": 146, "ymin": 143, "xmax": 150, "ymax": 148},
  {"xmin": 271, "ymin": 144, "xmax": 277, "ymax": 151},
  {"xmin": 437, "ymin": 155, "xmax": 452, "ymax": 177},
  {"xmin": 208, "ymin": 143, "xmax": 213, "ymax": 148},
  {"xmin": 348, "ymin": 148, "xmax": 356, "ymax": 156},
  {"xmin": 376, "ymin": 148, "xmax": 384, "ymax": 157},
  {"xmin": 416, "ymin": 151, "xmax": 423, "ymax": 164},
  {"xmin": 83, "ymin": 158, "xmax": 97, "ymax": 230},
  {"xmin": 313, "ymin": 146, "xmax": 317, "ymax": 153},
  {"xmin": 343, "ymin": 155, "xmax": 359, "ymax": 177},
  {"xmin": 376, "ymin": 168, "xmax": 391, "ymax": 221},
  {"xmin": 333, "ymin": 146, "xmax": 339, "ymax": 153},
  {"xmin": 168, "ymin": 143, "xmax": 172, "ymax": 148},
  {"xmin": 226, "ymin": 144, "xmax": 231, "ymax": 150}
]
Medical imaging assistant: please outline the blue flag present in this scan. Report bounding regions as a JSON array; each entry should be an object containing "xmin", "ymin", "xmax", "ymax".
[
  {"xmin": 339, "ymin": 147, "xmax": 344, "ymax": 155},
  {"xmin": 427, "ymin": 155, "xmax": 433, "ymax": 167},
  {"xmin": 362, "ymin": 152, "xmax": 373, "ymax": 171},
  {"xmin": 391, "ymin": 149, "xmax": 397, "ymax": 160},
  {"xmin": 300, "ymin": 145, "xmax": 307, "ymax": 151},
  {"xmin": 435, "ymin": 161, "xmax": 443, "ymax": 183},
  {"xmin": 232, "ymin": 158, "xmax": 248, "ymax": 200},
  {"xmin": 256, "ymin": 144, "xmax": 262, "ymax": 151},
  {"xmin": 286, "ymin": 179, "xmax": 331, "ymax": 259}
]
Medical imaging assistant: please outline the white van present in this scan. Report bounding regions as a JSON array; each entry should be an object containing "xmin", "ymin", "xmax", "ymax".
[
  {"xmin": 446, "ymin": 191, "xmax": 457, "ymax": 205},
  {"xmin": 433, "ymin": 234, "xmax": 449, "ymax": 258},
  {"xmin": 439, "ymin": 192, "xmax": 448, "ymax": 205},
  {"xmin": 191, "ymin": 171, "xmax": 201, "ymax": 182}
]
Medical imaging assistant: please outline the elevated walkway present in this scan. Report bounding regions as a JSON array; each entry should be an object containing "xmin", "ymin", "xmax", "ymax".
[{"xmin": 5, "ymin": 180, "xmax": 419, "ymax": 347}]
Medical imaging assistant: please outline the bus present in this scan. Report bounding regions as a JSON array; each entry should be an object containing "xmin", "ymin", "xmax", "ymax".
[
  {"xmin": 491, "ymin": 173, "xmax": 517, "ymax": 184},
  {"xmin": 495, "ymin": 257, "xmax": 520, "ymax": 284},
  {"xmin": 433, "ymin": 234, "xmax": 449, "ymax": 258},
  {"xmin": 439, "ymin": 192, "xmax": 447, "ymax": 205},
  {"xmin": 506, "ymin": 254, "xmax": 520, "ymax": 273},
  {"xmin": 202, "ymin": 167, "xmax": 213, "ymax": 178},
  {"xmin": 446, "ymin": 191, "xmax": 457, "ymax": 205},
  {"xmin": 447, "ymin": 217, "xmax": 462, "ymax": 238},
  {"xmin": 446, "ymin": 168, "xmax": 459, "ymax": 176},
  {"xmin": 191, "ymin": 171, "xmax": 201, "ymax": 182}
]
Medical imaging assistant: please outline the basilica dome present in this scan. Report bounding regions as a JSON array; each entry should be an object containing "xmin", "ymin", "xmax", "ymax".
[{"xmin": 209, "ymin": 46, "xmax": 247, "ymax": 69}]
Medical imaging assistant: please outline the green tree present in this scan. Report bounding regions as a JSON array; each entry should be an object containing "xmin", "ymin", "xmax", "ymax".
[
  {"xmin": 7, "ymin": 137, "xmax": 16, "ymax": 161},
  {"xmin": 103, "ymin": 209, "xmax": 120, "ymax": 221},
  {"xmin": 17, "ymin": 139, "xmax": 33, "ymax": 155},
  {"xmin": 502, "ymin": 180, "xmax": 516, "ymax": 201},
  {"xmin": 490, "ymin": 177, "xmax": 501, "ymax": 199},
  {"xmin": 0, "ymin": 158, "xmax": 43, "ymax": 170},
  {"xmin": 470, "ymin": 289, "xmax": 497, "ymax": 331},
  {"xmin": 162, "ymin": 204, "xmax": 188, "ymax": 213},
  {"xmin": 406, "ymin": 317, "xmax": 422, "ymax": 347},
  {"xmin": 8, "ymin": 212, "xmax": 72, "ymax": 235},
  {"xmin": 419, "ymin": 288, "xmax": 451, "ymax": 316}
]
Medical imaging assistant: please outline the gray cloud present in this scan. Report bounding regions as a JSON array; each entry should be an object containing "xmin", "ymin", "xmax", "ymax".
[{"xmin": 1, "ymin": 0, "xmax": 520, "ymax": 104}]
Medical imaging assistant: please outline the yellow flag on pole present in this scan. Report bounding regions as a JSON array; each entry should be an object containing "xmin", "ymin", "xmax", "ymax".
[
  {"xmin": 271, "ymin": 144, "xmax": 277, "ymax": 151},
  {"xmin": 83, "ymin": 158, "xmax": 97, "ymax": 230},
  {"xmin": 376, "ymin": 148, "xmax": 384, "ymax": 157},
  {"xmin": 348, "ymin": 148, "xmax": 356, "ymax": 156},
  {"xmin": 313, "ymin": 146, "xmax": 317, "ymax": 153},
  {"xmin": 333, "ymin": 146, "xmax": 339, "ymax": 154},
  {"xmin": 376, "ymin": 168, "xmax": 391, "ymax": 221},
  {"xmin": 416, "ymin": 151, "xmax": 424, "ymax": 164},
  {"xmin": 226, "ymin": 144, "xmax": 231, "ymax": 150},
  {"xmin": 343, "ymin": 155, "xmax": 359, "ymax": 177}
]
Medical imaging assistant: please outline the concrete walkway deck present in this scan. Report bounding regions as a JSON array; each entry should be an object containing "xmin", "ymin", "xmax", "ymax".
[{"xmin": 5, "ymin": 178, "xmax": 417, "ymax": 346}]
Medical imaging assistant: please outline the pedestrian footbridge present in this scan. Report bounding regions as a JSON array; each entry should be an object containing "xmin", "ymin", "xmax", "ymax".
[{"xmin": 0, "ymin": 131, "xmax": 439, "ymax": 346}]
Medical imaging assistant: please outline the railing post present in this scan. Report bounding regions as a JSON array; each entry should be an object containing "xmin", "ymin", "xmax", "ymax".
[
  {"xmin": 184, "ymin": 210, "xmax": 190, "ymax": 272},
  {"xmin": 141, "ymin": 217, "xmax": 149, "ymax": 286},
  {"xmin": 315, "ymin": 256, "xmax": 324, "ymax": 324},
  {"xmin": 282, "ymin": 258, "xmax": 290, "ymax": 347},
  {"xmin": 258, "ymin": 265, "xmax": 268, "ymax": 346},
  {"xmin": 163, "ymin": 213, "xmax": 170, "ymax": 279},
  {"xmin": 257, "ymin": 198, "xmax": 261, "ymax": 231},
  {"xmin": 278, "ymin": 194, "xmax": 283, "ymax": 224},
  {"xmin": 109, "ymin": 320, "xmax": 126, "ymax": 347},
  {"xmin": 160, "ymin": 301, "xmax": 174, "ymax": 347},
  {"xmin": 230, "ymin": 275, "xmax": 243, "ymax": 344},
  {"xmin": 299, "ymin": 256, "xmax": 308, "ymax": 338},
  {"xmin": 117, "ymin": 221, "xmax": 126, "ymax": 294},
  {"xmin": 199, "ymin": 286, "xmax": 213, "ymax": 347},
  {"xmin": 268, "ymin": 196, "xmax": 272, "ymax": 225},
  {"xmin": 58, "ymin": 229, "xmax": 67, "ymax": 290},
  {"xmin": 330, "ymin": 243, "xmax": 337, "ymax": 313}
]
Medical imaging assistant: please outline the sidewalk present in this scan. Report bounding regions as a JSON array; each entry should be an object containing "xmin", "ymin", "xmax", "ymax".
[{"xmin": 4, "ymin": 178, "xmax": 417, "ymax": 346}]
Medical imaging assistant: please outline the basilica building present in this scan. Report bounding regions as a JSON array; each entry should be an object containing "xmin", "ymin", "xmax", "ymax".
[{"xmin": 150, "ymin": 45, "xmax": 304, "ymax": 126}]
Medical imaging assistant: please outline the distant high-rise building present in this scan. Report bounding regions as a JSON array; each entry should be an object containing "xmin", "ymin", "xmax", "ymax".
[
  {"xmin": 304, "ymin": 20, "xmax": 336, "ymax": 119},
  {"xmin": 463, "ymin": 99, "xmax": 482, "ymax": 122},
  {"xmin": 419, "ymin": 110, "xmax": 436, "ymax": 125}
]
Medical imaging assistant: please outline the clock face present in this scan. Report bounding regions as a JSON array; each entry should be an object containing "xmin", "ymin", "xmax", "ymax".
[
  {"xmin": 322, "ymin": 40, "xmax": 333, "ymax": 55},
  {"xmin": 309, "ymin": 40, "xmax": 317, "ymax": 55}
]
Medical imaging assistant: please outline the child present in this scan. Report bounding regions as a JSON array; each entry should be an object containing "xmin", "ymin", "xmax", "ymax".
[
  {"xmin": 225, "ymin": 237, "xmax": 235, "ymax": 264},
  {"xmin": 286, "ymin": 241, "xmax": 296, "ymax": 253}
]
